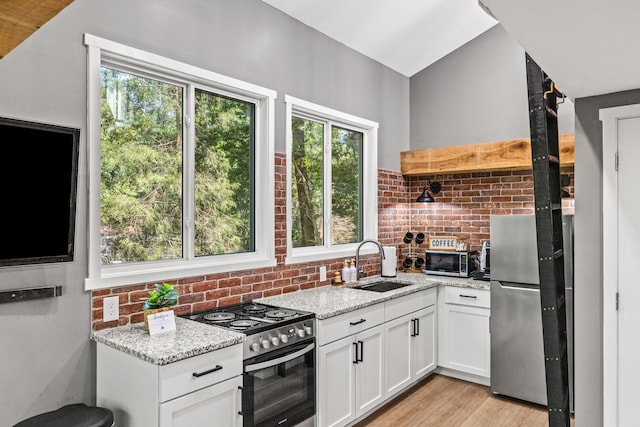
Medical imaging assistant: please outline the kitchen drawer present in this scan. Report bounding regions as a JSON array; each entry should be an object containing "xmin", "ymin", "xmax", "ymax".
[
  {"xmin": 159, "ymin": 343, "xmax": 242, "ymax": 402},
  {"xmin": 318, "ymin": 303, "xmax": 385, "ymax": 346},
  {"xmin": 444, "ymin": 286, "xmax": 490, "ymax": 308},
  {"xmin": 385, "ymin": 287, "xmax": 436, "ymax": 321}
]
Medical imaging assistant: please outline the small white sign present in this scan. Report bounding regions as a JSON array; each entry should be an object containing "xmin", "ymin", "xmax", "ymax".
[
  {"xmin": 148, "ymin": 310, "xmax": 176, "ymax": 335},
  {"xmin": 428, "ymin": 236, "xmax": 458, "ymax": 251}
]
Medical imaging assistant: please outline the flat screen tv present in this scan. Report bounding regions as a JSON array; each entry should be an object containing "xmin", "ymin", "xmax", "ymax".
[{"xmin": 0, "ymin": 116, "xmax": 79, "ymax": 267}]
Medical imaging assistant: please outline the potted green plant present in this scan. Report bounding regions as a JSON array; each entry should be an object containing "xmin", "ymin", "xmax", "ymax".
[{"xmin": 141, "ymin": 282, "xmax": 179, "ymax": 330}]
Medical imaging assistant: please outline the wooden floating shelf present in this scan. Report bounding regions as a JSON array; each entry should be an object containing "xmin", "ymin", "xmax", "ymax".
[{"xmin": 400, "ymin": 133, "xmax": 575, "ymax": 176}]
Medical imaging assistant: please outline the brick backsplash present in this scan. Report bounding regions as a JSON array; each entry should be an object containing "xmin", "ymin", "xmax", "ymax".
[{"xmin": 91, "ymin": 154, "xmax": 574, "ymax": 330}]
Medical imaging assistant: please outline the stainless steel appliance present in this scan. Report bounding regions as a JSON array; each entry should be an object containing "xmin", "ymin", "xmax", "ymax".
[
  {"xmin": 480, "ymin": 241, "xmax": 490, "ymax": 273},
  {"xmin": 185, "ymin": 302, "xmax": 316, "ymax": 426},
  {"xmin": 490, "ymin": 214, "xmax": 574, "ymax": 410},
  {"xmin": 424, "ymin": 249, "xmax": 472, "ymax": 277}
]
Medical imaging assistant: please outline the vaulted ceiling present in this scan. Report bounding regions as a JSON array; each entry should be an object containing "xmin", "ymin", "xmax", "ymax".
[
  {"xmin": 6, "ymin": 0, "xmax": 635, "ymax": 101},
  {"xmin": 481, "ymin": 0, "xmax": 640, "ymax": 99},
  {"xmin": 0, "ymin": 0, "xmax": 73, "ymax": 59},
  {"xmin": 3, "ymin": 0, "xmax": 497, "ymax": 79},
  {"xmin": 261, "ymin": 0, "xmax": 498, "ymax": 77}
]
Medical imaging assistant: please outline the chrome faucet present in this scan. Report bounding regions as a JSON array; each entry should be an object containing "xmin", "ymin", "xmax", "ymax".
[{"xmin": 355, "ymin": 239, "xmax": 385, "ymax": 280}]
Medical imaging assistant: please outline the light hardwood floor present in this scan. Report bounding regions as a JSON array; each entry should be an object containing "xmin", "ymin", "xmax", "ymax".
[{"xmin": 355, "ymin": 374, "xmax": 575, "ymax": 427}]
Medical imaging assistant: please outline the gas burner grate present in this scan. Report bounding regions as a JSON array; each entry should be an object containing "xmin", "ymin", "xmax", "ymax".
[
  {"xmin": 230, "ymin": 319, "xmax": 260, "ymax": 330},
  {"xmin": 203, "ymin": 312, "xmax": 235, "ymax": 322},
  {"xmin": 265, "ymin": 309, "xmax": 298, "ymax": 320},
  {"xmin": 242, "ymin": 304, "xmax": 268, "ymax": 314}
]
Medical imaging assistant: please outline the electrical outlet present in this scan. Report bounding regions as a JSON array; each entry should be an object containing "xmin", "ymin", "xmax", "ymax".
[
  {"xmin": 103, "ymin": 296, "xmax": 119, "ymax": 322},
  {"xmin": 319, "ymin": 266, "xmax": 327, "ymax": 281}
]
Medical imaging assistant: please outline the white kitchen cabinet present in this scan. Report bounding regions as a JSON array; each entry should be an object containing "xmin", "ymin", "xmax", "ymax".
[
  {"xmin": 317, "ymin": 287, "xmax": 438, "ymax": 427},
  {"xmin": 97, "ymin": 343, "xmax": 242, "ymax": 427},
  {"xmin": 384, "ymin": 293, "xmax": 437, "ymax": 398},
  {"xmin": 318, "ymin": 335, "xmax": 356, "ymax": 427},
  {"xmin": 318, "ymin": 324, "xmax": 385, "ymax": 427},
  {"xmin": 159, "ymin": 375, "xmax": 242, "ymax": 427},
  {"xmin": 437, "ymin": 286, "xmax": 490, "ymax": 383},
  {"xmin": 317, "ymin": 304, "xmax": 385, "ymax": 427},
  {"xmin": 412, "ymin": 305, "xmax": 437, "ymax": 378},
  {"xmin": 354, "ymin": 325, "xmax": 385, "ymax": 416}
]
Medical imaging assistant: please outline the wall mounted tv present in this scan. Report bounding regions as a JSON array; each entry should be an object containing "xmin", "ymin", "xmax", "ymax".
[{"xmin": 0, "ymin": 117, "xmax": 79, "ymax": 267}]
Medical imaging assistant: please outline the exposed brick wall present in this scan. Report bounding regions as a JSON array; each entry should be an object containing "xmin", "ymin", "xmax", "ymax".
[
  {"xmin": 400, "ymin": 166, "xmax": 574, "ymax": 262},
  {"xmin": 91, "ymin": 154, "xmax": 574, "ymax": 330}
]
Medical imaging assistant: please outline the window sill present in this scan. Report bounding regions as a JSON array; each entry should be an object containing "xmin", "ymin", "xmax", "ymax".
[
  {"xmin": 85, "ymin": 256, "xmax": 276, "ymax": 290},
  {"xmin": 285, "ymin": 245, "xmax": 381, "ymax": 266}
]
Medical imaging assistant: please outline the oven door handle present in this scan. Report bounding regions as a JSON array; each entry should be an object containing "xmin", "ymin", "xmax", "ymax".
[{"xmin": 245, "ymin": 343, "xmax": 315, "ymax": 373}]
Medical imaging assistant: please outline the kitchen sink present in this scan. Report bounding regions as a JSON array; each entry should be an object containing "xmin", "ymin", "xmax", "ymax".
[{"xmin": 352, "ymin": 280, "xmax": 413, "ymax": 292}]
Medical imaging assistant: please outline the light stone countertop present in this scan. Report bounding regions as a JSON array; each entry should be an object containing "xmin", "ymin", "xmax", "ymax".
[
  {"xmin": 90, "ymin": 273, "xmax": 488, "ymax": 364},
  {"xmin": 91, "ymin": 316, "xmax": 245, "ymax": 365},
  {"xmin": 256, "ymin": 272, "xmax": 489, "ymax": 320}
]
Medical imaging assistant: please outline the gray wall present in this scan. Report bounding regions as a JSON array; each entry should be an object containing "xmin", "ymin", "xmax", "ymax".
[
  {"xmin": 409, "ymin": 20, "xmax": 640, "ymax": 426},
  {"xmin": 573, "ymin": 89, "xmax": 640, "ymax": 427},
  {"xmin": 410, "ymin": 25, "xmax": 574, "ymax": 149},
  {"xmin": 0, "ymin": 0, "xmax": 408, "ymax": 424}
]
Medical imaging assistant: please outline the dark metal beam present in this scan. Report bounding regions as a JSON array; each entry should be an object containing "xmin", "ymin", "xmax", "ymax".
[{"xmin": 525, "ymin": 53, "xmax": 571, "ymax": 427}]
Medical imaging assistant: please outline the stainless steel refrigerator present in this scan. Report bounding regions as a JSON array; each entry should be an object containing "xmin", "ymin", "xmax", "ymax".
[{"xmin": 489, "ymin": 214, "xmax": 574, "ymax": 410}]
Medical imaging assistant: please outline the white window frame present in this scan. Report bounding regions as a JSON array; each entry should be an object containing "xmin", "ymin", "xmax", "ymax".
[
  {"xmin": 284, "ymin": 95, "xmax": 379, "ymax": 265},
  {"xmin": 84, "ymin": 34, "xmax": 276, "ymax": 290}
]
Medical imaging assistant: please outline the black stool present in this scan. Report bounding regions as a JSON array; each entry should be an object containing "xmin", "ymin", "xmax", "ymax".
[{"xmin": 14, "ymin": 403, "xmax": 114, "ymax": 427}]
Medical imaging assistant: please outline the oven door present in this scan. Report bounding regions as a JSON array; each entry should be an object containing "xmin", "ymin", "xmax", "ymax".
[{"xmin": 242, "ymin": 338, "xmax": 315, "ymax": 427}]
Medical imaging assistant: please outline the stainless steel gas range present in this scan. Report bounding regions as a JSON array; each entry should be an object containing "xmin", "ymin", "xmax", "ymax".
[{"xmin": 185, "ymin": 302, "xmax": 316, "ymax": 427}]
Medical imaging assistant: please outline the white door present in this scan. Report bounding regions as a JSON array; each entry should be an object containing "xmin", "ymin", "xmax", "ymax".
[
  {"xmin": 159, "ymin": 376, "xmax": 242, "ymax": 427},
  {"xmin": 355, "ymin": 325, "xmax": 385, "ymax": 417},
  {"xmin": 384, "ymin": 314, "xmax": 412, "ymax": 397},
  {"xmin": 412, "ymin": 305, "xmax": 438, "ymax": 379},
  {"xmin": 444, "ymin": 304, "xmax": 489, "ymax": 377},
  {"xmin": 318, "ymin": 336, "xmax": 356, "ymax": 427},
  {"xmin": 601, "ymin": 104, "xmax": 640, "ymax": 426}
]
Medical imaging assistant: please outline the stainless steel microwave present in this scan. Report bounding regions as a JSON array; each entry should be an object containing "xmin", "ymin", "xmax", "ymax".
[{"xmin": 424, "ymin": 250, "xmax": 471, "ymax": 277}]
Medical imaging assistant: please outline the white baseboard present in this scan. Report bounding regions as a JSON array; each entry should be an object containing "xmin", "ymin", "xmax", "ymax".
[{"xmin": 434, "ymin": 366, "xmax": 490, "ymax": 387}]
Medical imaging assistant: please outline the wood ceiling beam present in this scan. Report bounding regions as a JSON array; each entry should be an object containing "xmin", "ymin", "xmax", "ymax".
[
  {"xmin": 0, "ymin": 0, "xmax": 74, "ymax": 59},
  {"xmin": 400, "ymin": 133, "xmax": 575, "ymax": 176}
]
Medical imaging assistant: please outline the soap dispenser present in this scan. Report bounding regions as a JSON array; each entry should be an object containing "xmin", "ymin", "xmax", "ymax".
[
  {"xmin": 349, "ymin": 259, "xmax": 358, "ymax": 282},
  {"xmin": 342, "ymin": 260, "xmax": 350, "ymax": 283}
]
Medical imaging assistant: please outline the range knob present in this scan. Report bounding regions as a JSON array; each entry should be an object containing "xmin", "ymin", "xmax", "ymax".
[
  {"xmin": 280, "ymin": 334, "xmax": 289, "ymax": 344},
  {"xmin": 271, "ymin": 336, "xmax": 280, "ymax": 346},
  {"xmin": 305, "ymin": 326, "xmax": 313, "ymax": 335},
  {"xmin": 250, "ymin": 342, "xmax": 260, "ymax": 352},
  {"xmin": 297, "ymin": 329, "xmax": 306, "ymax": 338},
  {"xmin": 261, "ymin": 340, "xmax": 270, "ymax": 349}
]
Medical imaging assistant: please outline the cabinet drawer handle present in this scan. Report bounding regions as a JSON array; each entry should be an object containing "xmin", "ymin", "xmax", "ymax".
[
  {"xmin": 459, "ymin": 294, "xmax": 477, "ymax": 299},
  {"xmin": 192, "ymin": 364, "xmax": 223, "ymax": 378},
  {"xmin": 350, "ymin": 318, "xmax": 366, "ymax": 326},
  {"xmin": 411, "ymin": 318, "xmax": 421, "ymax": 337}
]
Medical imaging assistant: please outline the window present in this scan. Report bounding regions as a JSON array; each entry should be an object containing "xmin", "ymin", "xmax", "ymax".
[
  {"xmin": 285, "ymin": 95, "xmax": 378, "ymax": 264},
  {"xmin": 85, "ymin": 35, "xmax": 276, "ymax": 289}
]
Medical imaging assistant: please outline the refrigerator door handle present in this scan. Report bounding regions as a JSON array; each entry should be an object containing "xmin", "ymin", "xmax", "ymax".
[{"xmin": 498, "ymin": 283, "xmax": 540, "ymax": 291}]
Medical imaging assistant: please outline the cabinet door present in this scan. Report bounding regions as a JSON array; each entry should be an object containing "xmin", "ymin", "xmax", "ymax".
[
  {"xmin": 355, "ymin": 325, "xmax": 385, "ymax": 417},
  {"xmin": 318, "ymin": 336, "xmax": 356, "ymax": 427},
  {"xmin": 159, "ymin": 375, "xmax": 242, "ymax": 427},
  {"xmin": 384, "ymin": 314, "xmax": 412, "ymax": 398},
  {"xmin": 412, "ymin": 305, "xmax": 437, "ymax": 379},
  {"xmin": 444, "ymin": 304, "xmax": 490, "ymax": 377}
]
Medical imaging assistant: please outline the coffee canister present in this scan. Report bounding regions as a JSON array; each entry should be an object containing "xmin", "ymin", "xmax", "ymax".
[{"xmin": 382, "ymin": 246, "xmax": 397, "ymax": 277}]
